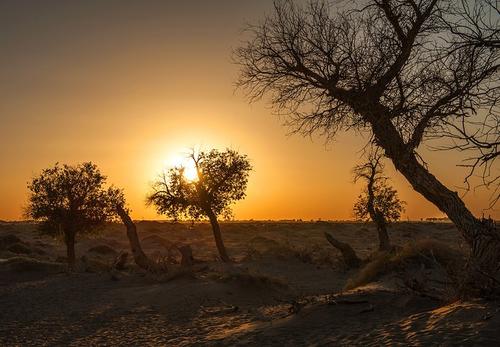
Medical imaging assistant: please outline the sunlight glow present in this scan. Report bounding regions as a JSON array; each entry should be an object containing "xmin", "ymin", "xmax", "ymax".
[{"xmin": 168, "ymin": 153, "xmax": 199, "ymax": 181}]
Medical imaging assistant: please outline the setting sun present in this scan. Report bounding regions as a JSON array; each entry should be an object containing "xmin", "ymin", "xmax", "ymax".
[{"xmin": 168, "ymin": 153, "xmax": 199, "ymax": 181}]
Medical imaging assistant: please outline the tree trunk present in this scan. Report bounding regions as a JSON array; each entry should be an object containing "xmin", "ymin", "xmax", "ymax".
[
  {"xmin": 116, "ymin": 206, "xmax": 162, "ymax": 272},
  {"xmin": 374, "ymin": 216, "xmax": 390, "ymax": 252},
  {"xmin": 366, "ymin": 175, "xmax": 391, "ymax": 251},
  {"xmin": 64, "ymin": 230, "xmax": 76, "ymax": 268},
  {"xmin": 206, "ymin": 209, "xmax": 231, "ymax": 263},
  {"xmin": 325, "ymin": 232, "xmax": 361, "ymax": 268},
  {"xmin": 371, "ymin": 117, "xmax": 500, "ymax": 295}
]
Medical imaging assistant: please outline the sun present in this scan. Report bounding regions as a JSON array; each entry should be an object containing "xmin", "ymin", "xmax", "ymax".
[{"xmin": 168, "ymin": 153, "xmax": 199, "ymax": 181}]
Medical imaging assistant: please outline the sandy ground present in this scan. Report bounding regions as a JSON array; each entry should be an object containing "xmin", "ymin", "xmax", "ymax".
[{"xmin": 1, "ymin": 220, "xmax": 499, "ymax": 346}]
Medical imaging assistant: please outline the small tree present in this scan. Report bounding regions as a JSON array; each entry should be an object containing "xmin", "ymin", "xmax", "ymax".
[
  {"xmin": 147, "ymin": 149, "xmax": 252, "ymax": 262},
  {"xmin": 26, "ymin": 162, "xmax": 124, "ymax": 267},
  {"xmin": 353, "ymin": 152, "xmax": 406, "ymax": 251}
]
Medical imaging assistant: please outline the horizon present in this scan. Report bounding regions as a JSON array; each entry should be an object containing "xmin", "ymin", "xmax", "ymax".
[{"xmin": 6, "ymin": 217, "xmax": 496, "ymax": 224}]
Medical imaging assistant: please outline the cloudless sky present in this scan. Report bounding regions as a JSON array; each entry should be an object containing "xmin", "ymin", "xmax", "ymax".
[{"xmin": 0, "ymin": 0, "xmax": 497, "ymax": 221}]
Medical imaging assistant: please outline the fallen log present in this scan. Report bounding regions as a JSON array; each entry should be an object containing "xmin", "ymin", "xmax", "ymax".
[
  {"xmin": 324, "ymin": 232, "xmax": 362, "ymax": 268},
  {"xmin": 116, "ymin": 205, "xmax": 165, "ymax": 273}
]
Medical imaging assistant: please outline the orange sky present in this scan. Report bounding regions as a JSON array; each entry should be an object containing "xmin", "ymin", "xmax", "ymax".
[{"xmin": 0, "ymin": 1, "xmax": 497, "ymax": 221}]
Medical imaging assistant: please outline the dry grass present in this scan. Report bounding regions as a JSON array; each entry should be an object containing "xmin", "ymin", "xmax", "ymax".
[{"xmin": 345, "ymin": 239, "xmax": 465, "ymax": 291}]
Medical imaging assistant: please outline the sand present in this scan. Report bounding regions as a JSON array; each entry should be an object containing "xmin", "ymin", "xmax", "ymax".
[{"xmin": 1, "ymin": 220, "xmax": 499, "ymax": 346}]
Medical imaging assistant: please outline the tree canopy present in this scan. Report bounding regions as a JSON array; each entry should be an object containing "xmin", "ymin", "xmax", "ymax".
[
  {"xmin": 26, "ymin": 162, "xmax": 124, "ymax": 266},
  {"xmin": 26, "ymin": 162, "xmax": 124, "ymax": 235},
  {"xmin": 147, "ymin": 149, "xmax": 252, "ymax": 220}
]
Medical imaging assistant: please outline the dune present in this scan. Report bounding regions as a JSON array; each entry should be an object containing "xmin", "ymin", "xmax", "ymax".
[{"xmin": 0, "ymin": 221, "xmax": 498, "ymax": 346}]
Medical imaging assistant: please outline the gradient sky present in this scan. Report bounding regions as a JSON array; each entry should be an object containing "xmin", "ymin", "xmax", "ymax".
[{"xmin": 0, "ymin": 0, "xmax": 497, "ymax": 221}]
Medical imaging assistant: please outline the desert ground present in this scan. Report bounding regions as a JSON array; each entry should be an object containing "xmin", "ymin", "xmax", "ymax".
[{"xmin": 1, "ymin": 220, "xmax": 500, "ymax": 346}]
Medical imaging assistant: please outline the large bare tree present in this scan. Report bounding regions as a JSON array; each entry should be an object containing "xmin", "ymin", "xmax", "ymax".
[{"xmin": 235, "ymin": 0, "xmax": 499, "ymax": 295}]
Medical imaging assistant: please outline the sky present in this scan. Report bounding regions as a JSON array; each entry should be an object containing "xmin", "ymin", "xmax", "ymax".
[{"xmin": 0, "ymin": 0, "xmax": 497, "ymax": 221}]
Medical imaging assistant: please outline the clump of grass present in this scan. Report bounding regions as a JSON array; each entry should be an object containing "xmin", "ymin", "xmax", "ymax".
[
  {"xmin": 393, "ymin": 239, "xmax": 462, "ymax": 266},
  {"xmin": 345, "ymin": 239, "xmax": 464, "ymax": 291},
  {"xmin": 345, "ymin": 253, "xmax": 392, "ymax": 290}
]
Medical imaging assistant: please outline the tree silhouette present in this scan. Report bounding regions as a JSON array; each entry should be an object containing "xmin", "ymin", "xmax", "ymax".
[
  {"xmin": 147, "ymin": 149, "xmax": 252, "ymax": 262},
  {"xmin": 26, "ymin": 162, "xmax": 124, "ymax": 267},
  {"xmin": 439, "ymin": 111, "xmax": 499, "ymax": 208},
  {"xmin": 353, "ymin": 151, "xmax": 406, "ymax": 251},
  {"xmin": 235, "ymin": 0, "xmax": 499, "ymax": 295},
  {"xmin": 435, "ymin": 0, "xmax": 499, "ymax": 208}
]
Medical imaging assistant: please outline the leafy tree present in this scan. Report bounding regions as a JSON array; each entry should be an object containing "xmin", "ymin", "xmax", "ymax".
[
  {"xmin": 147, "ymin": 149, "xmax": 252, "ymax": 262},
  {"xmin": 353, "ymin": 152, "xmax": 406, "ymax": 250},
  {"xmin": 235, "ymin": 0, "xmax": 499, "ymax": 294},
  {"xmin": 26, "ymin": 162, "xmax": 124, "ymax": 266}
]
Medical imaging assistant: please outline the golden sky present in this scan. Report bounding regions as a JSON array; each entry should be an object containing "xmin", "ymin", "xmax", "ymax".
[{"xmin": 0, "ymin": 1, "xmax": 497, "ymax": 221}]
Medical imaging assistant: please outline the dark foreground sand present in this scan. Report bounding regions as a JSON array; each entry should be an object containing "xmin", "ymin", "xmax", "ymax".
[{"xmin": 1, "ymin": 221, "xmax": 499, "ymax": 346}]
